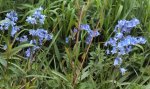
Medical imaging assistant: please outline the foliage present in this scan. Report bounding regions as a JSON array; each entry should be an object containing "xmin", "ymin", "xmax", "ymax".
[{"xmin": 0, "ymin": 0, "xmax": 150, "ymax": 89}]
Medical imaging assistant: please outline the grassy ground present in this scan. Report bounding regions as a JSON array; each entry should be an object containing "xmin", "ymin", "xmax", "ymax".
[{"xmin": 0, "ymin": 0, "xmax": 150, "ymax": 89}]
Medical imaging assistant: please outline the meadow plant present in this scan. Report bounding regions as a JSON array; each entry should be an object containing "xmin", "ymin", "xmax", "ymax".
[
  {"xmin": 80, "ymin": 24, "xmax": 100, "ymax": 44},
  {"xmin": 0, "ymin": 0, "xmax": 149, "ymax": 88},
  {"xmin": 105, "ymin": 18, "xmax": 146, "ymax": 74},
  {"xmin": 25, "ymin": 7, "xmax": 52, "ymax": 58}
]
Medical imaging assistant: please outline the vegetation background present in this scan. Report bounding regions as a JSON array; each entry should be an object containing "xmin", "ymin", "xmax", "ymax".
[{"xmin": 0, "ymin": 0, "xmax": 150, "ymax": 89}]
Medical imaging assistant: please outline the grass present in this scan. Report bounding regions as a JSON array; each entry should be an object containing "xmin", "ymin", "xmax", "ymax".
[{"xmin": 0, "ymin": 0, "xmax": 150, "ymax": 89}]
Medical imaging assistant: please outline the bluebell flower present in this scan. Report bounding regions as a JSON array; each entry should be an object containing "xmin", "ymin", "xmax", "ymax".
[
  {"xmin": 0, "ymin": 21, "xmax": 10, "ymax": 30},
  {"xmin": 85, "ymin": 30, "xmax": 100, "ymax": 44},
  {"xmin": 0, "ymin": 18, "xmax": 13, "ymax": 31},
  {"xmin": 39, "ymin": 15, "xmax": 46, "ymax": 24},
  {"xmin": 65, "ymin": 37, "xmax": 69, "ymax": 43},
  {"xmin": 136, "ymin": 37, "xmax": 146, "ymax": 44},
  {"xmin": 28, "ymin": 29, "xmax": 52, "ymax": 47},
  {"xmin": 107, "ymin": 38, "xmax": 117, "ymax": 47},
  {"xmin": 26, "ymin": 7, "xmax": 46, "ymax": 25},
  {"xmin": 118, "ymin": 47, "xmax": 126, "ymax": 55},
  {"xmin": 73, "ymin": 28, "xmax": 78, "ymax": 33},
  {"xmin": 106, "ymin": 49, "xmax": 110, "ymax": 54},
  {"xmin": 114, "ymin": 18, "xmax": 140, "ymax": 33},
  {"xmin": 11, "ymin": 26, "xmax": 20, "ymax": 37},
  {"xmin": 115, "ymin": 32, "xmax": 123, "ymax": 39},
  {"xmin": 29, "ymin": 29, "xmax": 52, "ymax": 41},
  {"xmin": 80, "ymin": 24, "xmax": 91, "ymax": 32},
  {"xmin": 45, "ymin": 34, "xmax": 53, "ymax": 41},
  {"xmin": 18, "ymin": 35, "xmax": 28, "ymax": 42},
  {"xmin": 36, "ymin": 29, "xmax": 48, "ymax": 39},
  {"xmin": 114, "ymin": 57, "xmax": 122, "ymax": 66},
  {"xmin": 26, "ymin": 16, "xmax": 37, "ymax": 24},
  {"xmin": 111, "ymin": 47, "xmax": 117, "ymax": 54},
  {"xmin": 6, "ymin": 11, "xmax": 18, "ymax": 22},
  {"xmin": 105, "ymin": 18, "xmax": 146, "ymax": 74},
  {"xmin": 25, "ymin": 48, "xmax": 31, "ymax": 57},
  {"xmin": 30, "ymin": 39, "xmax": 37, "ymax": 45},
  {"xmin": 89, "ymin": 30, "xmax": 100, "ymax": 37},
  {"xmin": 29, "ymin": 29, "xmax": 36, "ymax": 36},
  {"xmin": 126, "ymin": 46, "xmax": 132, "ymax": 53},
  {"xmin": 85, "ymin": 35, "xmax": 92, "ymax": 44},
  {"xmin": 120, "ymin": 68, "xmax": 127, "ymax": 75},
  {"xmin": 126, "ymin": 18, "xmax": 140, "ymax": 28}
]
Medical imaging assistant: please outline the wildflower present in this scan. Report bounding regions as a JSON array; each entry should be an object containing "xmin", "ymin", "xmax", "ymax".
[
  {"xmin": 29, "ymin": 29, "xmax": 52, "ymax": 41},
  {"xmin": 106, "ymin": 49, "xmax": 110, "ymax": 54},
  {"xmin": 120, "ymin": 68, "xmax": 127, "ymax": 75},
  {"xmin": 18, "ymin": 35, "xmax": 28, "ymax": 42},
  {"xmin": 26, "ymin": 7, "xmax": 46, "ymax": 25},
  {"xmin": 114, "ymin": 57, "xmax": 122, "ymax": 66},
  {"xmin": 30, "ymin": 39, "xmax": 37, "ymax": 45},
  {"xmin": 11, "ymin": 26, "xmax": 20, "ymax": 37},
  {"xmin": 105, "ymin": 18, "xmax": 146, "ymax": 75},
  {"xmin": 65, "ymin": 37, "xmax": 69, "ymax": 43},
  {"xmin": 25, "ymin": 48, "xmax": 31, "ymax": 57},
  {"xmin": 85, "ymin": 30, "xmax": 100, "ymax": 44},
  {"xmin": 6, "ymin": 11, "xmax": 18, "ymax": 22},
  {"xmin": 85, "ymin": 35, "xmax": 92, "ymax": 44},
  {"xmin": 26, "ymin": 16, "xmax": 37, "ymax": 24},
  {"xmin": 115, "ymin": 32, "xmax": 123, "ymax": 39},
  {"xmin": 73, "ymin": 28, "xmax": 78, "ymax": 33},
  {"xmin": 80, "ymin": 24, "xmax": 91, "ymax": 32},
  {"xmin": 114, "ymin": 18, "xmax": 140, "ymax": 33}
]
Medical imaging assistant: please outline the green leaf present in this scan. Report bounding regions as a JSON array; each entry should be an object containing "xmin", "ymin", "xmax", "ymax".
[
  {"xmin": 0, "ymin": 56, "xmax": 7, "ymax": 67},
  {"xmin": 9, "ymin": 44, "xmax": 34, "ymax": 57}
]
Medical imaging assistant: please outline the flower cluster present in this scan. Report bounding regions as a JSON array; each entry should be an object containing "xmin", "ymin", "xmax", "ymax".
[
  {"xmin": 25, "ymin": 7, "xmax": 52, "ymax": 58},
  {"xmin": 29, "ymin": 29, "xmax": 52, "ymax": 45},
  {"xmin": 80, "ymin": 24, "xmax": 100, "ymax": 44},
  {"xmin": 105, "ymin": 18, "xmax": 146, "ymax": 75},
  {"xmin": 26, "ymin": 7, "xmax": 46, "ymax": 24},
  {"xmin": 0, "ymin": 11, "xmax": 20, "ymax": 37}
]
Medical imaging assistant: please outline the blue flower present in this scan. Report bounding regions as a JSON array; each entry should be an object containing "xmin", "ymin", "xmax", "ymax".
[
  {"xmin": 114, "ymin": 18, "xmax": 140, "ymax": 33},
  {"xmin": 65, "ymin": 37, "xmax": 69, "ymax": 43},
  {"xmin": 11, "ymin": 26, "xmax": 20, "ymax": 37},
  {"xmin": 30, "ymin": 39, "xmax": 37, "ymax": 45},
  {"xmin": 136, "ymin": 37, "xmax": 146, "ymax": 44},
  {"xmin": 29, "ymin": 29, "xmax": 52, "ymax": 46},
  {"xmin": 120, "ymin": 68, "xmax": 127, "ymax": 75},
  {"xmin": 18, "ymin": 35, "xmax": 28, "ymax": 42},
  {"xmin": 115, "ymin": 32, "xmax": 123, "ymax": 39},
  {"xmin": 80, "ymin": 24, "xmax": 91, "ymax": 32},
  {"xmin": 26, "ymin": 7, "xmax": 46, "ymax": 25},
  {"xmin": 85, "ymin": 35, "xmax": 92, "ymax": 44},
  {"xmin": 114, "ymin": 57, "xmax": 122, "ymax": 66},
  {"xmin": 111, "ymin": 47, "xmax": 117, "ymax": 54},
  {"xmin": 45, "ymin": 34, "xmax": 53, "ymax": 41},
  {"xmin": 107, "ymin": 38, "xmax": 117, "ymax": 47},
  {"xmin": 105, "ymin": 18, "xmax": 146, "ymax": 74},
  {"xmin": 85, "ymin": 30, "xmax": 100, "ymax": 44},
  {"xmin": 106, "ymin": 49, "xmax": 110, "ymax": 54},
  {"xmin": 26, "ymin": 16, "xmax": 37, "ymax": 24},
  {"xmin": 29, "ymin": 29, "xmax": 36, "ymax": 36},
  {"xmin": 25, "ymin": 48, "xmax": 31, "ymax": 57},
  {"xmin": 6, "ymin": 11, "xmax": 18, "ymax": 22},
  {"xmin": 73, "ymin": 28, "xmax": 78, "ymax": 33}
]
